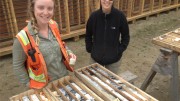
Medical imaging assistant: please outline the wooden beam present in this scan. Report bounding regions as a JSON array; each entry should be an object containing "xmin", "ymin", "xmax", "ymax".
[
  {"xmin": 61, "ymin": 28, "xmax": 85, "ymax": 40},
  {"xmin": 0, "ymin": 40, "xmax": 13, "ymax": 48},
  {"xmin": 84, "ymin": 0, "xmax": 89, "ymax": 24},
  {"xmin": 0, "ymin": 45, "xmax": 12, "ymax": 57},
  {"xmin": 77, "ymin": 0, "xmax": 80, "ymax": 25},
  {"xmin": 9, "ymin": 0, "xmax": 18, "ymax": 36},
  {"xmin": 128, "ymin": 4, "xmax": 180, "ymax": 22},
  {"xmin": 71, "ymin": 77, "xmax": 104, "ymax": 101},
  {"xmin": 64, "ymin": 0, "xmax": 70, "ymax": 34},
  {"xmin": 159, "ymin": 0, "xmax": 163, "ymax": 9},
  {"xmin": 127, "ymin": 0, "xmax": 133, "ymax": 17},
  {"xmin": 140, "ymin": 70, "xmax": 157, "ymax": 91},
  {"xmin": 140, "ymin": 0, "xmax": 145, "ymax": 14},
  {"xmin": 1, "ymin": 0, "xmax": 10, "ymax": 36},
  {"xmin": 57, "ymin": 0, "xmax": 63, "ymax": 30},
  {"xmin": 150, "ymin": 0, "xmax": 155, "ymax": 11},
  {"xmin": 4, "ymin": 0, "xmax": 14, "ymax": 37}
]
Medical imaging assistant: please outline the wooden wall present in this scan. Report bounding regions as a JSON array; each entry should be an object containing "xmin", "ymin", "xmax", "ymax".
[{"xmin": 0, "ymin": 0, "xmax": 180, "ymax": 56}]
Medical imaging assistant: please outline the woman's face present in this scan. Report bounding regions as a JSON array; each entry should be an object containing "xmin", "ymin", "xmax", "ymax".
[
  {"xmin": 101, "ymin": 0, "xmax": 113, "ymax": 13},
  {"xmin": 34, "ymin": 0, "xmax": 54, "ymax": 25}
]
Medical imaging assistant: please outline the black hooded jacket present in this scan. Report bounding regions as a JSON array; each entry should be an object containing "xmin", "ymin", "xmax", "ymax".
[{"xmin": 85, "ymin": 6, "xmax": 130, "ymax": 65}]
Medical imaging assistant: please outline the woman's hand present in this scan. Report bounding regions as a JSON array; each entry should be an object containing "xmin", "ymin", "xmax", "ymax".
[{"xmin": 69, "ymin": 53, "xmax": 76, "ymax": 66}]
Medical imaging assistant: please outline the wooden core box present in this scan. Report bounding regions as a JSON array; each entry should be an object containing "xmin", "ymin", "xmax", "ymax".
[
  {"xmin": 9, "ymin": 88, "xmax": 56, "ymax": 101},
  {"xmin": 10, "ymin": 63, "xmax": 159, "ymax": 101},
  {"xmin": 152, "ymin": 28, "xmax": 180, "ymax": 52},
  {"xmin": 75, "ymin": 63, "xmax": 158, "ymax": 101}
]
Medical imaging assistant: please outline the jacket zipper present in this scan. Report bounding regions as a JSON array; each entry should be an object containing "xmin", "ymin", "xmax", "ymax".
[{"xmin": 103, "ymin": 14, "xmax": 107, "ymax": 61}]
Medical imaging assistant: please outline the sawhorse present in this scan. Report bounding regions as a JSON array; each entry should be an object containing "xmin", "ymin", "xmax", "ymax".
[{"xmin": 140, "ymin": 50, "xmax": 179, "ymax": 101}]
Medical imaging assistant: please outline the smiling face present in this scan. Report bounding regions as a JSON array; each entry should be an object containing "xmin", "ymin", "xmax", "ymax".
[
  {"xmin": 101, "ymin": 0, "xmax": 113, "ymax": 14},
  {"xmin": 33, "ymin": 0, "xmax": 54, "ymax": 25}
]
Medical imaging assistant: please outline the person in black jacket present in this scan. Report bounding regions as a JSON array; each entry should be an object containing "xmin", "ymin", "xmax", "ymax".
[{"xmin": 85, "ymin": 0, "xmax": 130, "ymax": 74}]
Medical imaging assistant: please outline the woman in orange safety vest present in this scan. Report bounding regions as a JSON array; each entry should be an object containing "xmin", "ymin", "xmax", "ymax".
[{"xmin": 13, "ymin": 0, "xmax": 76, "ymax": 89}]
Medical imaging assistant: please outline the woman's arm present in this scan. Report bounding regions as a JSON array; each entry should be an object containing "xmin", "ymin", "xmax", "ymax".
[{"xmin": 13, "ymin": 38, "xmax": 30, "ymax": 86}]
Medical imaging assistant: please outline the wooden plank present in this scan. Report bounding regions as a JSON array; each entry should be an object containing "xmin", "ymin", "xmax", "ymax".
[
  {"xmin": 64, "ymin": 0, "xmax": 70, "ymax": 33},
  {"xmin": 127, "ymin": 0, "xmax": 133, "ymax": 17},
  {"xmin": 169, "ymin": 52, "xmax": 179, "ymax": 101},
  {"xmin": 61, "ymin": 28, "xmax": 85, "ymax": 40},
  {"xmin": 64, "ymin": 78, "xmax": 89, "ymax": 100},
  {"xmin": 152, "ymin": 28, "xmax": 180, "ymax": 53},
  {"xmin": 91, "ymin": 66, "xmax": 144, "ymax": 101},
  {"xmin": 10, "ymin": 89, "xmax": 56, "ymax": 101},
  {"xmin": 4, "ymin": 0, "xmax": 13, "ymax": 35},
  {"xmin": 95, "ymin": 0, "xmax": 100, "ymax": 10},
  {"xmin": 83, "ymin": 69, "xmax": 127, "ymax": 100},
  {"xmin": 58, "ymin": 81, "xmax": 79, "ymax": 101},
  {"xmin": 150, "ymin": 0, "xmax": 155, "ymax": 11},
  {"xmin": 167, "ymin": 0, "xmax": 171, "ymax": 6},
  {"xmin": 159, "ymin": 0, "xmax": 163, "ymax": 8},
  {"xmin": 0, "ymin": 45, "xmax": 12, "ymax": 57},
  {"xmin": 0, "ymin": 39, "xmax": 13, "ymax": 48},
  {"xmin": 1, "ymin": 0, "xmax": 10, "ymax": 35},
  {"xmin": 86, "ymin": 68, "xmax": 134, "ymax": 101},
  {"xmin": 140, "ymin": 0, "xmax": 145, "ymax": 14},
  {"xmin": 0, "ymin": 34, "xmax": 14, "ymax": 40},
  {"xmin": 70, "ymin": 77, "xmax": 104, "ymax": 101},
  {"xmin": 84, "ymin": 0, "xmax": 90, "ymax": 23},
  {"xmin": 75, "ymin": 70, "xmax": 112, "ymax": 101},
  {"xmin": 68, "ymin": 0, "xmax": 74, "ymax": 26},
  {"xmin": 45, "ymin": 76, "xmax": 103, "ymax": 101},
  {"xmin": 9, "ymin": 0, "xmax": 18, "ymax": 36},
  {"xmin": 52, "ymin": 82, "xmax": 68, "ymax": 101},
  {"xmin": 56, "ymin": 0, "xmax": 63, "ymax": 30},
  {"xmin": 174, "ymin": 0, "xmax": 178, "ymax": 4},
  {"xmin": 127, "ymin": 4, "xmax": 180, "ymax": 22},
  {"xmin": 77, "ymin": 0, "xmax": 80, "ymax": 25},
  {"xmin": 140, "ymin": 70, "xmax": 157, "ymax": 91},
  {"xmin": 45, "ymin": 78, "xmax": 71, "ymax": 101}
]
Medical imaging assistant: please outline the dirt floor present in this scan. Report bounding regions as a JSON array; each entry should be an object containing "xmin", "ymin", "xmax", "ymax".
[{"xmin": 1, "ymin": 9, "xmax": 180, "ymax": 101}]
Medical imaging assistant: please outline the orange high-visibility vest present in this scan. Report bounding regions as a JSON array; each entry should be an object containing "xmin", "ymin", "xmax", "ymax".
[
  {"xmin": 16, "ymin": 19, "xmax": 73, "ymax": 89},
  {"xmin": 48, "ymin": 19, "xmax": 74, "ymax": 72}
]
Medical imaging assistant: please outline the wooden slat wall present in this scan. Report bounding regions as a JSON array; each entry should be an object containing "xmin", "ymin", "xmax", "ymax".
[
  {"xmin": 0, "ymin": 0, "xmax": 9, "ymax": 40},
  {"xmin": 0, "ymin": 0, "xmax": 180, "ymax": 56},
  {"xmin": 13, "ymin": 0, "xmax": 27, "ymax": 31},
  {"xmin": 0, "ymin": 0, "xmax": 16, "ymax": 41}
]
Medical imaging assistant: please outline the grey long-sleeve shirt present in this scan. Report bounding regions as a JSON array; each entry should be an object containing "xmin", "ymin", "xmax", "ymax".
[{"xmin": 13, "ymin": 22, "xmax": 68, "ymax": 85}]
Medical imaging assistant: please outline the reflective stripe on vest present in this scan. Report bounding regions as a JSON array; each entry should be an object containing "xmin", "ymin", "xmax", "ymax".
[
  {"xmin": 28, "ymin": 68, "xmax": 46, "ymax": 82},
  {"xmin": 17, "ymin": 30, "xmax": 46, "ymax": 83},
  {"xmin": 17, "ymin": 30, "xmax": 30, "ymax": 46},
  {"xmin": 49, "ymin": 19, "xmax": 54, "ymax": 24}
]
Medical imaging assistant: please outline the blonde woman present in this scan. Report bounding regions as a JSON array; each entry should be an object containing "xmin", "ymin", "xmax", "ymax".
[{"xmin": 13, "ymin": 0, "xmax": 76, "ymax": 89}]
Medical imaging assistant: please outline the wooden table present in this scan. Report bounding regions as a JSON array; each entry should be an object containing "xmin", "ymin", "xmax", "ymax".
[{"xmin": 140, "ymin": 28, "xmax": 180, "ymax": 101}]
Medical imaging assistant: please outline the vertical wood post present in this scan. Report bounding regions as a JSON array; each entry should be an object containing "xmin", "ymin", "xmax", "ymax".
[
  {"xmin": 127, "ymin": 0, "xmax": 133, "ymax": 17},
  {"xmin": 85, "ymin": 0, "xmax": 90, "ymax": 24},
  {"xmin": 9, "ymin": 0, "xmax": 18, "ymax": 37},
  {"xmin": 169, "ymin": 52, "xmax": 179, "ymax": 101},
  {"xmin": 64, "ymin": 0, "xmax": 70, "ymax": 34},
  {"xmin": 140, "ymin": 0, "xmax": 145, "ymax": 14},
  {"xmin": 150, "ymin": 0, "xmax": 155, "ymax": 11}
]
